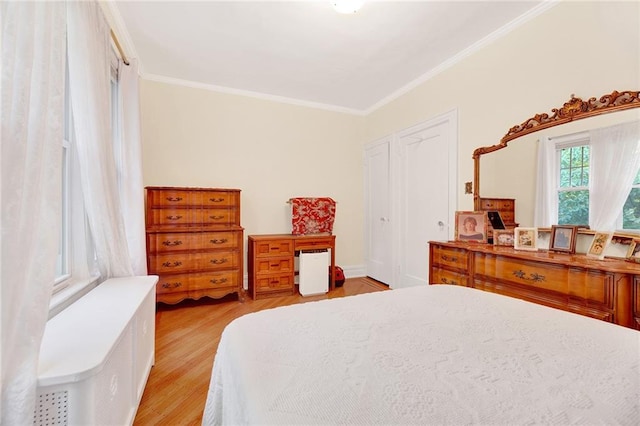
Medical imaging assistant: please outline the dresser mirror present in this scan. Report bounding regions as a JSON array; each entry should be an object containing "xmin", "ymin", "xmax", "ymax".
[{"xmin": 472, "ymin": 90, "xmax": 640, "ymax": 230}]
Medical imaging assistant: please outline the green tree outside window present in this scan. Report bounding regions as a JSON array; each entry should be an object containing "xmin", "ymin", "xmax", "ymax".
[{"xmin": 557, "ymin": 145, "xmax": 639, "ymax": 229}]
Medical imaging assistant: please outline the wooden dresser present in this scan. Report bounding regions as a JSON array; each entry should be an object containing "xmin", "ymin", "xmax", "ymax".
[
  {"xmin": 145, "ymin": 186, "xmax": 243, "ymax": 304},
  {"xmin": 247, "ymin": 234, "xmax": 336, "ymax": 299},
  {"xmin": 429, "ymin": 240, "xmax": 640, "ymax": 330}
]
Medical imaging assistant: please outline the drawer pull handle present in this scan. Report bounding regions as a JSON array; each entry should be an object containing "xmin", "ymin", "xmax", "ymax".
[
  {"xmin": 209, "ymin": 197, "xmax": 225, "ymax": 202},
  {"xmin": 271, "ymin": 280, "xmax": 279, "ymax": 284},
  {"xmin": 161, "ymin": 282, "xmax": 182, "ymax": 288},
  {"xmin": 441, "ymin": 255, "xmax": 458, "ymax": 262},
  {"xmin": 440, "ymin": 277, "xmax": 458, "ymax": 285},
  {"xmin": 271, "ymin": 263, "xmax": 279, "ymax": 267},
  {"xmin": 162, "ymin": 261, "xmax": 183, "ymax": 268},
  {"xmin": 513, "ymin": 269, "xmax": 546, "ymax": 282},
  {"xmin": 210, "ymin": 278, "xmax": 228, "ymax": 284},
  {"xmin": 210, "ymin": 258, "xmax": 228, "ymax": 265},
  {"xmin": 162, "ymin": 240, "xmax": 183, "ymax": 247},
  {"xmin": 209, "ymin": 238, "xmax": 228, "ymax": 244},
  {"xmin": 209, "ymin": 215, "xmax": 225, "ymax": 220},
  {"xmin": 166, "ymin": 215, "xmax": 183, "ymax": 221},
  {"xmin": 270, "ymin": 247, "xmax": 279, "ymax": 250},
  {"xmin": 166, "ymin": 196, "xmax": 183, "ymax": 202}
]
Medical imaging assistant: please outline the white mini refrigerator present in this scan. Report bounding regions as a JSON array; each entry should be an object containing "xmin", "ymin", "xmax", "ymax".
[{"xmin": 299, "ymin": 250, "xmax": 329, "ymax": 296}]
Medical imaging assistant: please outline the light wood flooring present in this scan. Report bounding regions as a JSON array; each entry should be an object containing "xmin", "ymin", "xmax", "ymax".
[{"xmin": 133, "ymin": 277, "xmax": 388, "ymax": 425}]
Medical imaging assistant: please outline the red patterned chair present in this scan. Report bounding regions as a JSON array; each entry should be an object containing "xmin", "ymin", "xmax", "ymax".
[{"xmin": 289, "ymin": 197, "xmax": 336, "ymax": 235}]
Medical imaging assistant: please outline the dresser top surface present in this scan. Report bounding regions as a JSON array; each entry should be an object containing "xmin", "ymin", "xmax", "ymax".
[
  {"xmin": 249, "ymin": 233, "xmax": 334, "ymax": 240},
  {"xmin": 146, "ymin": 186, "xmax": 241, "ymax": 192},
  {"xmin": 430, "ymin": 240, "xmax": 640, "ymax": 274}
]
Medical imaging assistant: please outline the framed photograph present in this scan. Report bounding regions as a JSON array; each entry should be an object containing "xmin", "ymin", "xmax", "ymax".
[
  {"xmin": 493, "ymin": 229, "xmax": 515, "ymax": 246},
  {"xmin": 487, "ymin": 211, "xmax": 506, "ymax": 230},
  {"xmin": 626, "ymin": 240, "xmax": 640, "ymax": 263},
  {"xmin": 454, "ymin": 211, "xmax": 488, "ymax": 243},
  {"xmin": 586, "ymin": 232, "xmax": 613, "ymax": 260},
  {"xmin": 514, "ymin": 227, "xmax": 538, "ymax": 251},
  {"xmin": 549, "ymin": 225, "xmax": 578, "ymax": 253}
]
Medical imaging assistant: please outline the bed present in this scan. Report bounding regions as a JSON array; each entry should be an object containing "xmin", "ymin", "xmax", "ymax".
[{"xmin": 202, "ymin": 285, "xmax": 640, "ymax": 425}]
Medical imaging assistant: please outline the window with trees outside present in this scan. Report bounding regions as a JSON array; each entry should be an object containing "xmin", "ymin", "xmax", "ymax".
[{"xmin": 558, "ymin": 143, "xmax": 640, "ymax": 230}]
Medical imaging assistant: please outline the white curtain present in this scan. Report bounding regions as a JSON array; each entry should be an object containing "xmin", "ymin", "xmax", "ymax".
[
  {"xmin": 67, "ymin": 1, "xmax": 133, "ymax": 278},
  {"xmin": 589, "ymin": 120, "xmax": 640, "ymax": 231},
  {"xmin": 1, "ymin": 2, "xmax": 66, "ymax": 424},
  {"xmin": 533, "ymin": 136, "xmax": 558, "ymax": 227},
  {"xmin": 118, "ymin": 58, "xmax": 147, "ymax": 275}
]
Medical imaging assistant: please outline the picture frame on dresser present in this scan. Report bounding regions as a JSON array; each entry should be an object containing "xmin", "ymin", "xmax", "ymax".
[
  {"xmin": 549, "ymin": 225, "xmax": 578, "ymax": 254},
  {"xmin": 493, "ymin": 229, "xmax": 515, "ymax": 247},
  {"xmin": 626, "ymin": 240, "xmax": 640, "ymax": 263},
  {"xmin": 487, "ymin": 211, "xmax": 506, "ymax": 230},
  {"xmin": 586, "ymin": 231, "xmax": 613, "ymax": 260},
  {"xmin": 454, "ymin": 211, "xmax": 488, "ymax": 243},
  {"xmin": 513, "ymin": 227, "xmax": 537, "ymax": 251}
]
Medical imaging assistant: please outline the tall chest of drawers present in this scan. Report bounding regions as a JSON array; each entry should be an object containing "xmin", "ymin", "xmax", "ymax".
[{"xmin": 145, "ymin": 186, "xmax": 243, "ymax": 304}]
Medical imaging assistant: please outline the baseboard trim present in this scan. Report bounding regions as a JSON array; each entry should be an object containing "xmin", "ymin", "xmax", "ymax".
[{"xmin": 341, "ymin": 264, "xmax": 365, "ymax": 278}]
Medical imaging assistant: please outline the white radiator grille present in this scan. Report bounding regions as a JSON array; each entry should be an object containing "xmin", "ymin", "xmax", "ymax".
[
  {"xmin": 35, "ymin": 277, "xmax": 156, "ymax": 426},
  {"xmin": 33, "ymin": 391, "xmax": 68, "ymax": 426}
]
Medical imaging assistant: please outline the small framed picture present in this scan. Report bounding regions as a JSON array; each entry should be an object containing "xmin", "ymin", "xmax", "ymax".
[
  {"xmin": 586, "ymin": 232, "xmax": 613, "ymax": 260},
  {"xmin": 487, "ymin": 211, "xmax": 506, "ymax": 230},
  {"xmin": 493, "ymin": 229, "xmax": 515, "ymax": 247},
  {"xmin": 454, "ymin": 211, "xmax": 488, "ymax": 243},
  {"xmin": 514, "ymin": 227, "xmax": 538, "ymax": 251},
  {"xmin": 549, "ymin": 225, "xmax": 578, "ymax": 253},
  {"xmin": 626, "ymin": 240, "xmax": 640, "ymax": 263}
]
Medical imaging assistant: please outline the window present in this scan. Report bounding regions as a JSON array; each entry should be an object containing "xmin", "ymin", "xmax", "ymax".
[
  {"xmin": 52, "ymin": 47, "xmax": 121, "ymax": 303},
  {"xmin": 557, "ymin": 145, "xmax": 589, "ymax": 226},
  {"xmin": 54, "ymin": 58, "xmax": 72, "ymax": 290},
  {"xmin": 556, "ymin": 137, "xmax": 640, "ymax": 231},
  {"xmin": 623, "ymin": 169, "xmax": 640, "ymax": 230}
]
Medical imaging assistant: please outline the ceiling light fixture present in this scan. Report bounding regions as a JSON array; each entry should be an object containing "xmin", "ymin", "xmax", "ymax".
[{"xmin": 332, "ymin": 0, "xmax": 365, "ymax": 14}]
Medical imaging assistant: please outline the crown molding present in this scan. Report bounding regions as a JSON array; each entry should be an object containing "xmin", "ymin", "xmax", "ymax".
[
  {"xmin": 101, "ymin": 0, "xmax": 559, "ymax": 117},
  {"xmin": 142, "ymin": 73, "xmax": 366, "ymax": 116},
  {"xmin": 363, "ymin": 0, "xmax": 560, "ymax": 115}
]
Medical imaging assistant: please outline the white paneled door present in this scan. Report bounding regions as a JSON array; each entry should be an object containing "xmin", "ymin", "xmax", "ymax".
[
  {"xmin": 364, "ymin": 137, "xmax": 393, "ymax": 285},
  {"xmin": 364, "ymin": 110, "xmax": 457, "ymax": 288}
]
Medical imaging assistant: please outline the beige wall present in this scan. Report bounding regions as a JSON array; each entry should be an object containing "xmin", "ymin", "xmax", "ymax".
[
  {"xmin": 141, "ymin": 83, "xmax": 365, "ymax": 267},
  {"xmin": 365, "ymin": 1, "xmax": 640, "ymax": 225},
  {"xmin": 140, "ymin": 1, "xmax": 639, "ymax": 272}
]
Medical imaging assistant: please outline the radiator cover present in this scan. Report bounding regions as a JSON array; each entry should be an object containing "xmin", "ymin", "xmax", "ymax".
[{"xmin": 34, "ymin": 276, "xmax": 157, "ymax": 426}]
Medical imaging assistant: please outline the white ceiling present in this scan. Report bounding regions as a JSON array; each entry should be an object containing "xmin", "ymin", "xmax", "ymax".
[{"xmin": 110, "ymin": 1, "xmax": 550, "ymax": 114}]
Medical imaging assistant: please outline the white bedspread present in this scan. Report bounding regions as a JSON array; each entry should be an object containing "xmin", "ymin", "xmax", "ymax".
[{"xmin": 202, "ymin": 285, "xmax": 640, "ymax": 425}]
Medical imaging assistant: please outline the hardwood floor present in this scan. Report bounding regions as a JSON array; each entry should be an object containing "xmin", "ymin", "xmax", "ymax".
[{"xmin": 133, "ymin": 277, "xmax": 388, "ymax": 425}]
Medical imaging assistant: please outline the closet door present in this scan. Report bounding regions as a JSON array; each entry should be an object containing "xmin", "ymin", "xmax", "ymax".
[
  {"xmin": 364, "ymin": 137, "xmax": 393, "ymax": 285},
  {"xmin": 396, "ymin": 111, "xmax": 456, "ymax": 288},
  {"xmin": 364, "ymin": 110, "xmax": 457, "ymax": 288}
]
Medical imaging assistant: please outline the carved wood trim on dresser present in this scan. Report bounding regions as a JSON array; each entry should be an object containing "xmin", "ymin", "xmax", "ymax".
[
  {"xmin": 145, "ymin": 186, "xmax": 243, "ymax": 304},
  {"xmin": 429, "ymin": 241, "xmax": 640, "ymax": 330}
]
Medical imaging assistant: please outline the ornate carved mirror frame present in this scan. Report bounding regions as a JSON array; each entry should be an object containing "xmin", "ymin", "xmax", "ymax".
[{"xmin": 473, "ymin": 90, "xmax": 640, "ymax": 210}]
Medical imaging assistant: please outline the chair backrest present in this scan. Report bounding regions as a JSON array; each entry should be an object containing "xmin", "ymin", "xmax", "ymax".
[{"xmin": 289, "ymin": 197, "xmax": 336, "ymax": 235}]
